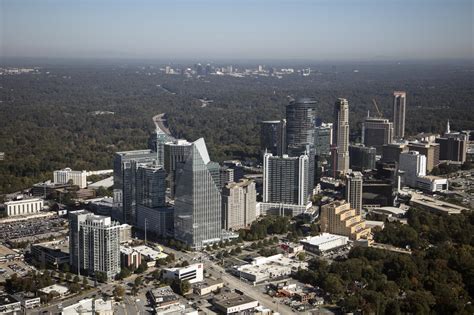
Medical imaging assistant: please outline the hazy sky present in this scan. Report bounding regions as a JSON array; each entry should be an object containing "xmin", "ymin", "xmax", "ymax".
[{"xmin": 1, "ymin": 0, "xmax": 472, "ymax": 61}]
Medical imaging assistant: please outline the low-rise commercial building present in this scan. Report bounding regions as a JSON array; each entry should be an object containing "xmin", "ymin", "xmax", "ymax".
[
  {"xmin": 133, "ymin": 245, "xmax": 167, "ymax": 262},
  {"xmin": 234, "ymin": 254, "xmax": 307, "ymax": 283},
  {"xmin": 4, "ymin": 198, "xmax": 43, "ymax": 217},
  {"xmin": 148, "ymin": 286, "xmax": 180, "ymax": 310},
  {"xmin": 193, "ymin": 278, "xmax": 224, "ymax": 296},
  {"xmin": 212, "ymin": 292, "xmax": 259, "ymax": 314},
  {"xmin": 0, "ymin": 245, "xmax": 22, "ymax": 263},
  {"xmin": 410, "ymin": 193, "xmax": 470, "ymax": 215},
  {"xmin": 38, "ymin": 284, "xmax": 69, "ymax": 297},
  {"xmin": 163, "ymin": 263, "xmax": 204, "ymax": 284},
  {"xmin": 300, "ymin": 233, "xmax": 349, "ymax": 254},
  {"xmin": 19, "ymin": 297, "xmax": 40, "ymax": 310},
  {"xmin": 0, "ymin": 294, "xmax": 21, "ymax": 314},
  {"xmin": 61, "ymin": 298, "xmax": 113, "ymax": 315},
  {"xmin": 416, "ymin": 176, "xmax": 448, "ymax": 192},
  {"xmin": 279, "ymin": 243, "xmax": 304, "ymax": 258},
  {"xmin": 30, "ymin": 242, "xmax": 69, "ymax": 268}
]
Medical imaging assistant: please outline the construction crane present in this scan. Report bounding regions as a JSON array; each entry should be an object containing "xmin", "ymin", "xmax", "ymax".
[{"xmin": 372, "ymin": 98, "xmax": 383, "ymax": 118}]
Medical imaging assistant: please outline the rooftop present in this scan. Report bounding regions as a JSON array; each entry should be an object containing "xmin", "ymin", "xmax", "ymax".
[
  {"xmin": 410, "ymin": 193, "xmax": 470, "ymax": 214},
  {"xmin": 0, "ymin": 294, "xmax": 19, "ymax": 306},
  {"xmin": 301, "ymin": 233, "xmax": 349, "ymax": 246},
  {"xmin": 38, "ymin": 284, "xmax": 69, "ymax": 295},
  {"xmin": 213, "ymin": 292, "xmax": 257, "ymax": 308}
]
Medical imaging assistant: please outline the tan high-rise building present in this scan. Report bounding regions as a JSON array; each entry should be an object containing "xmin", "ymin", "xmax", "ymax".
[
  {"xmin": 407, "ymin": 142, "xmax": 440, "ymax": 172},
  {"xmin": 320, "ymin": 201, "xmax": 371, "ymax": 241},
  {"xmin": 393, "ymin": 91, "xmax": 406, "ymax": 140},
  {"xmin": 222, "ymin": 179, "xmax": 257, "ymax": 231},
  {"xmin": 332, "ymin": 98, "xmax": 350, "ymax": 174}
]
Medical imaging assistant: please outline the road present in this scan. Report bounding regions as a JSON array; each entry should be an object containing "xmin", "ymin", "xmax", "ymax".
[{"xmin": 163, "ymin": 246, "xmax": 297, "ymax": 315}]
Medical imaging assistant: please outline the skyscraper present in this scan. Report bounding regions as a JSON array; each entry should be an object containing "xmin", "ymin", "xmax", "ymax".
[
  {"xmin": 69, "ymin": 210, "xmax": 121, "ymax": 280},
  {"xmin": 362, "ymin": 117, "xmax": 393, "ymax": 154},
  {"xmin": 164, "ymin": 139, "xmax": 193, "ymax": 198},
  {"xmin": 263, "ymin": 153, "xmax": 309, "ymax": 206},
  {"xmin": 345, "ymin": 172, "xmax": 363, "ymax": 215},
  {"xmin": 314, "ymin": 122, "xmax": 333, "ymax": 157},
  {"xmin": 260, "ymin": 120, "xmax": 286, "ymax": 157},
  {"xmin": 136, "ymin": 163, "xmax": 166, "ymax": 208},
  {"xmin": 393, "ymin": 91, "xmax": 406, "ymax": 140},
  {"xmin": 332, "ymin": 98, "xmax": 350, "ymax": 174},
  {"xmin": 174, "ymin": 138, "xmax": 222, "ymax": 249},
  {"xmin": 222, "ymin": 179, "xmax": 257, "ymax": 230},
  {"xmin": 286, "ymin": 98, "xmax": 317, "ymax": 191},
  {"xmin": 113, "ymin": 150, "xmax": 157, "ymax": 224}
]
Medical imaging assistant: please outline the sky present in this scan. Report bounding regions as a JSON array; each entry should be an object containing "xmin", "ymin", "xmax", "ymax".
[{"xmin": 1, "ymin": 0, "xmax": 472, "ymax": 61}]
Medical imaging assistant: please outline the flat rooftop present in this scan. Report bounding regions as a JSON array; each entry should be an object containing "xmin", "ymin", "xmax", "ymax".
[
  {"xmin": 213, "ymin": 292, "xmax": 256, "ymax": 308},
  {"xmin": 0, "ymin": 294, "xmax": 19, "ymax": 306},
  {"xmin": 0, "ymin": 244, "xmax": 17, "ymax": 257},
  {"xmin": 301, "ymin": 233, "xmax": 348, "ymax": 246},
  {"xmin": 410, "ymin": 193, "xmax": 470, "ymax": 214}
]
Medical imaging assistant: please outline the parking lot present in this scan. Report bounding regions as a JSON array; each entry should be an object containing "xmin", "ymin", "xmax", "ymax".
[
  {"xmin": 0, "ymin": 260, "xmax": 34, "ymax": 281},
  {"xmin": 0, "ymin": 215, "xmax": 67, "ymax": 243}
]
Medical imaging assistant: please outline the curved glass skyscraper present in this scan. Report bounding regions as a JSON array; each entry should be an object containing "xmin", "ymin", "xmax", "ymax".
[{"xmin": 286, "ymin": 97, "xmax": 316, "ymax": 193}]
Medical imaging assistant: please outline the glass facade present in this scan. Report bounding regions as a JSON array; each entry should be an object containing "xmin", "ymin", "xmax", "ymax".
[{"xmin": 174, "ymin": 139, "xmax": 222, "ymax": 249}]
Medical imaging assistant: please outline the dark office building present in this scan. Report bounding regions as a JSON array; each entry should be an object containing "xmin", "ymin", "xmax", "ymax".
[
  {"xmin": 349, "ymin": 144, "xmax": 376, "ymax": 171},
  {"xmin": 362, "ymin": 117, "xmax": 393, "ymax": 154},
  {"xmin": 362, "ymin": 179, "xmax": 394, "ymax": 207},
  {"xmin": 436, "ymin": 135, "xmax": 468, "ymax": 164},
  {"xmin": 222, "ymin": 160, "xmax": 245, "ymax": 183},
  {"xmin": 164, "ymin": 140, "xmax": 193, "ymax": 198},
  {"xmin": 113, "ymin": 150, "xmax": 157, "ymax": 224},
  {"xmin": 381, "ymin": 143, "xmax": 409, "ymax": 164},
  {"xmin": 260, "ymin": 120, "xmax": 286, "ymax": 157},
  {"xmin": 136, "ymin": 164, "xmax": 166, "ymax": 208}
]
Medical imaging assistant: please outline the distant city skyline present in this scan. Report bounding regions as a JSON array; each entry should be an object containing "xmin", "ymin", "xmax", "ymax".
[{"xmin": 1, "ymin": 0, "xmax": 472, "ymax": 61}]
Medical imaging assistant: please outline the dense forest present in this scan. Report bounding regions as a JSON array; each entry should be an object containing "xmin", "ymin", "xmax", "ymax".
[
  {"xmin": 0, "ymin": 61, "xmax": 473, "ymax": 193},
  {"xmin": 295, "ymin": 208, "xmax": 474, "ymax": 314}
]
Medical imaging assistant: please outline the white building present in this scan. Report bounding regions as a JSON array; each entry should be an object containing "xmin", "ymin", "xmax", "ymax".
[
  {"xmin": 416, "ymin": 176, "xmax": 448, "ymax": 192},
  {"xmin": 38, "ymin": 284, "xmax": 69, "ymax": 297},
  {"xmin": 61, "ymin": 298, "xmax": 113, "ymax": 315},
  {"xmin": 300, "ymin": 233, "xmax": 349, "ymax": 254},
  {"xmin": 54, "ymin": 168, "xmax": 87, "ymax": 188},
  {"xmin": 234, "ymin": 254, "xmax": 307, "ymax": 283},
  {"xmin": 213, "ymin": 292, "xmax": 259, "ymax": 314},
  {"xmin": 69, "ymin": 211, "xmax": 121, "ymax": 280},
  {"xmin": 132, "ymin": 245, "xmax": 167, "ymax": 261},
  {"xmin": 162, "ymin": 263, "xmax": 204, "ymax": 284},
  {"xmin": 399, "ymin": 151, "xmax": 426, "ymax": 187},
  {"xmin": 5, "ymin": 198, "xmax": 43, "ymax": 217}
]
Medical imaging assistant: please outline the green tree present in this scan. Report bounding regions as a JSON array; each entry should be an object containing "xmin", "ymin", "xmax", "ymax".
[{"xmin": 113, "ymin": 285, "xmax": 125, "ymax": 300}]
